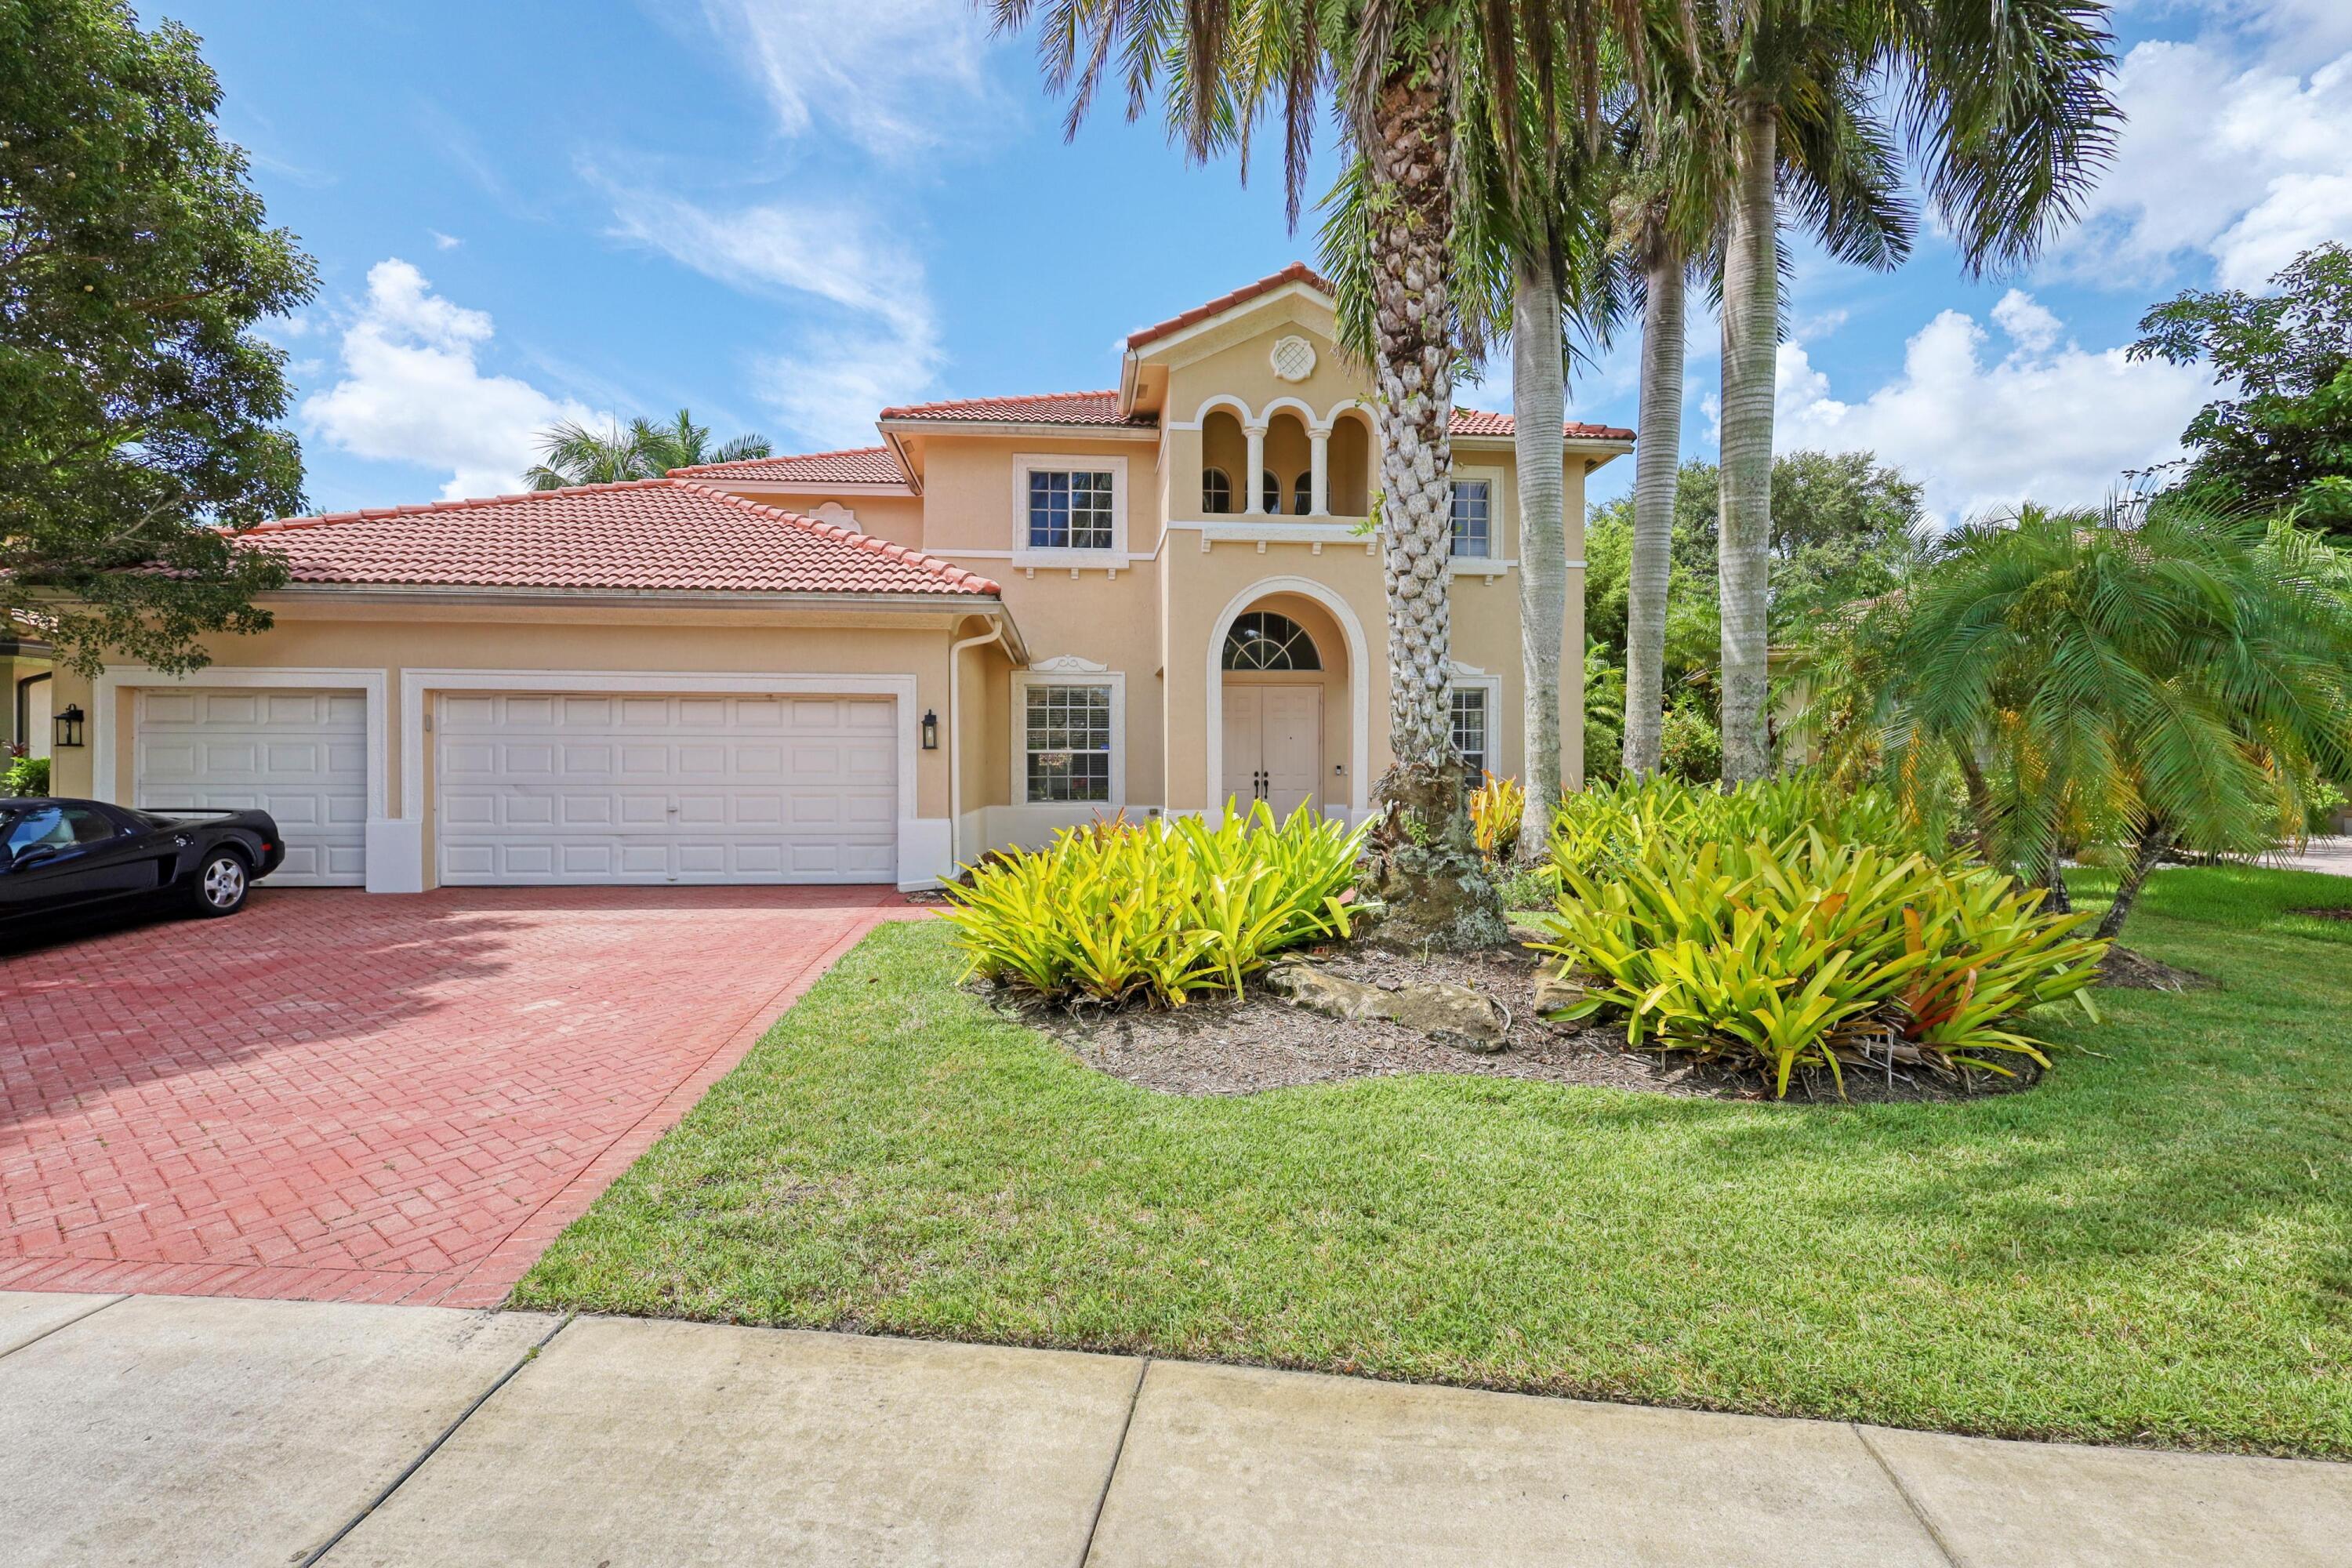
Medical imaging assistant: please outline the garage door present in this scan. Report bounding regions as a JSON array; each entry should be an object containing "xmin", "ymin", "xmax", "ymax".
[
  {"xmin": 435, "ymin": 692, "xmax": 897, "ymax": 885},
  {"xmin": 133, "ymin": 688, "xmax": 368, "ymax": 886}
]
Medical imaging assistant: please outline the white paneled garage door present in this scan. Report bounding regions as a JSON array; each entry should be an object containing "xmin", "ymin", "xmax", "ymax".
[
  {"xmin": 133, "ymin": 688, "xmax": 369, "ymax": 886},
  {"xmin": 435, "ymin": 692, "xmax": 897, "ymax": 885}
]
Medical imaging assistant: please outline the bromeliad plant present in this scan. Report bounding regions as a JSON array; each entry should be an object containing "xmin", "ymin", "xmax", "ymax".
[
  {"xmin": 1530, "ymin": 829, "xmax": 2107, "ymax": 1098},
  {"xmin": 1548, "ymin": 772, "xmax": 1938, "ymax": 881},
  {"xmin": 944, "ymin": 802, "xmax": 1371, "ymax": 1008},
  {"xmin": 1468, "ymin": 772, "xmax": 1526, "ymax": 864}
]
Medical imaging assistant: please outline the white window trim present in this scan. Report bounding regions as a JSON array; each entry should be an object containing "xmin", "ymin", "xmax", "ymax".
[
  {"xmin": 1011, "ymin": 667, "xmax": 1127, "ymax": 808},
  {"xmin": 1011, "ymin": 452, "xmax": 1129, "ymax": 568},
  {"xmin": 1449, "ymin": 464, "xmax": 1507, "ymax": 561},
  {"xmin": 1448, "ymin": 668, "xmax": 1504, "ymax": 779}
]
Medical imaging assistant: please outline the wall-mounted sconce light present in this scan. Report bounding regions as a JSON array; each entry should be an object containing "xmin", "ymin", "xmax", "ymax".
[
  {"xmin": 921, "ymin": 709, "xmax": 938, "ymax": 750},
  {"xmin": 54, "ymin": 704, "xmax": 85, "ymax": 750}
]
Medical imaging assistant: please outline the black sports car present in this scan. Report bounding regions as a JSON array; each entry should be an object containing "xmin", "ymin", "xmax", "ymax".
[{"xmin": 0, "ymin": 797, "xmax": 286, "ymax": 932}]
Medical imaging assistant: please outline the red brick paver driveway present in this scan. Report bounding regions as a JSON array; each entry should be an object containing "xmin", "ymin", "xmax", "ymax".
[{"xmin": 2, "ymin": 887, "xmax": 920, "ymax": 1307}]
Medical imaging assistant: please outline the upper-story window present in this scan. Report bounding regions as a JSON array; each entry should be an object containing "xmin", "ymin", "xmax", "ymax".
[
  {"xmin": 1292, "ymin": 474, "xmax": 1313, "ymax": 516},
  {"xmin": 1202, "ymin": 467, "xmax": 1233, "ymax": 514},
  {"xmin": 1028, "ymin": 469, "xmax": 1116, "ymax": 549},
  {"xmin": 1450, "ymin": 479, "xmax": 1493, "ymax": 557},
  {"xmin": 1261, "ymin": 470, "xmax": 1282, "ymax": 516}
]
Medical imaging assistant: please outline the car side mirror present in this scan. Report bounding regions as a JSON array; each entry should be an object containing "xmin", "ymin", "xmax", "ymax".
[{"xmin": 9, "ymin": 845, "xmax": 59, "ymax": 872}]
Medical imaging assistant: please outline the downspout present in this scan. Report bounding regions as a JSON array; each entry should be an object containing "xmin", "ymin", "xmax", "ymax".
[{"xmin": 947, "ymin": 616, "xmax": 1008, "ymax": 869}]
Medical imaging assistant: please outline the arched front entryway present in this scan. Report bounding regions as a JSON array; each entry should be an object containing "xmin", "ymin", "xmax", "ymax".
[{"xmin": 1205, "ymin": 577, "xmax": 1370, "ymax": 822}]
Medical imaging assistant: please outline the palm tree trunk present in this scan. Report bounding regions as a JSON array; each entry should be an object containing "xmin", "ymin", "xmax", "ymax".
[
  {"xmin": 1360, "ymin": 62, "xmax": 1505, "ymax": 948},
  {"xmin": 1512, "ymin": 256, "xmax": 1567, "ymax": 859},
  {"xmin": 2095, "ymin": 818, "xmax": 2172, "ymax": 942},
  {"xmin": 1953, "ymin": 738, "xmax": 1996, "ymax": 862},
  {"xmin": 1716, "ymin": 103, "xmax": 1778, "ymax": 786},
  {"xmin": 1622, "ymin": 245, "xmax": 1686, "ymax": 779}
]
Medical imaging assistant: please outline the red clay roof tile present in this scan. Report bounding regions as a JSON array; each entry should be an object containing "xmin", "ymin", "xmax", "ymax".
[
  {"xmin": 875, "ymin": 390, "xmax": 1153, "ymax": 426},
  {"xmin": 667, "ymin": 445, "xmax": 909, "ymax": 485},
  {"xmin": 1126, "ymin": 263, "xmax": 1336, "ymax": 350},
  {"xmin": 238, "ymin": 478, "xmax": 998, "ymax": 597},
  {"xmin": 1450, "ymin": 407, "xmax": 1637, "ymax": 441}
]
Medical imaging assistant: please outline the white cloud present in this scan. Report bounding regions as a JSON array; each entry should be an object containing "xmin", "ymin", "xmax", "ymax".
[
  {"xmin": 1771, "ymin": 303, "xmax": 2216, "ymax": 524},
  {"xmin": 302, "ymin": 260, "xmax": 597, "ymax": 501},
  {"xmin": 689, "ymin": 0, "xmax": 999, "ymax": 158},
  {"xmin": 601, "ymin": 184, "xmax": 943, "ymax": 448},
  {"xmin": 429, "ymin": 230, "xmax": 462, "ymax": 251},
  {"xmin": 2053, "ymin": 39, "xmax": 2352, "ymax": 289},
  {"xmin": 1990, "ymin": 290, "xmax": 2062, "ymax": 354}
]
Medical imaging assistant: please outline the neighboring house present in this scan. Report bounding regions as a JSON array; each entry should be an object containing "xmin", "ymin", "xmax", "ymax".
[{"xmin": 43, "ymin": 265, "xmax": 1632, "ymax": 891}]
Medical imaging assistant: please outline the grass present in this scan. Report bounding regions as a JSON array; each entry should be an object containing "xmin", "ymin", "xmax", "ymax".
[{"xmin": 515, "ymin": 864, "xmax": 2352, "ymax": 1456}]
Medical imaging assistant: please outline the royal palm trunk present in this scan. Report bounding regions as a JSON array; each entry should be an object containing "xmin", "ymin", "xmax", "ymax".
[
  {"xmin": 1512, "ymin": 257, "xmax": 1567, "ymax": 857},
  {"xmin": 1623, "ymin": 245, "xmax": 1686, "ymax": 779},
  {"xmin": 1716, "ymin": 103, "xmax": 1778, "ymax": 785}
]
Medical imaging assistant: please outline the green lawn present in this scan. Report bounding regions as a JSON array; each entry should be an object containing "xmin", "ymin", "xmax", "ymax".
[{"xmin": 516, "ymin": 864, "xmax": 2352, "ymax": 1457}]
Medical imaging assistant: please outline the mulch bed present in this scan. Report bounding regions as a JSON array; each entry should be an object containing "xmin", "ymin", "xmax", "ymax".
[
  {"xmin": 993, "ymin": 943, "xmax": 2025, "ymax": 1105},
  {"xmin": 2099, "ymin": 946, "xmax": 2220, "ymax": 992},
  {"xmin": 2290, "ymin": 906, "xmax": 2352, "ymax": 923}
]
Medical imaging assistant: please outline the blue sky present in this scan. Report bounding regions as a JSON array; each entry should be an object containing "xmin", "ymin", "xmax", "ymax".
[{"xmin": 175, "ymin": 0, "xmax": 2352, "ymax": 523}]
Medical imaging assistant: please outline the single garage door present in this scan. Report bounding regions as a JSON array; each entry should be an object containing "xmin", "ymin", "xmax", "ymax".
[
  {"xmin": 436, "ymin": 691, "xmax": 897, "ymax": 885},
  {"xmin": 133, "ymin": 688, "xmax": 369, "ymax": 886}
]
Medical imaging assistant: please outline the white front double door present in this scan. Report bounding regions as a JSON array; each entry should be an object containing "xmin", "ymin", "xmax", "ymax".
[
  {"xmin": 435, "ymin": 691, "xmax": 897, "ymax": 885},
  {"xmin": 1221, "ymin": 681, "xmax": 1322, "ymax": 818}
]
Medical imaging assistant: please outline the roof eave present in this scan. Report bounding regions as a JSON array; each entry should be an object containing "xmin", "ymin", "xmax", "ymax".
[
  {"xmin": 873, "ymin": 418, "xmax": 1160, "ymax": 441},
  {"xmin": 262, "ymin": 583, "xmax": 1002, "ymax": 611}
]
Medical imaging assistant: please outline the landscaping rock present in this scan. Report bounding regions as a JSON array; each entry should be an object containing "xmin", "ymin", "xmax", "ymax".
[
  {"xmin": 1265, "ymin": 960, "xmax": 1509, "ymax": 1051},
  {"xmin": 1530, "ymin": 964, "xmax": 1588, "ymax": 1022}
]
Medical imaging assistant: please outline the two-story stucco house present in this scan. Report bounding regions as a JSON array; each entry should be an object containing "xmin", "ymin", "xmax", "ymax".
[{"xmin": 43, "ymin": 265, "xmax": 1632, "ymax": 892}]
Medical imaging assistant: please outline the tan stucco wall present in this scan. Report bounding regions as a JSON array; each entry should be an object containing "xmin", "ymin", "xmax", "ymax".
[{"xmin": 47, "ymin": 602, "xmax": 975, "ymax": 829}]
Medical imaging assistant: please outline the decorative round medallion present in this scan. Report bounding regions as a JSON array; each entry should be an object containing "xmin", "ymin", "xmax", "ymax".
[{"xmin": 1269, "ymin": 335, "xmax": 1317, "ymax": 382}]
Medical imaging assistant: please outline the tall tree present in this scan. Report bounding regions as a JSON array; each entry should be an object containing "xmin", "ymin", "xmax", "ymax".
[
  {"xmin": 1, "ymin": 0, "xmax": 316, "ymax": 675},
  {"xmin": 526, "ymin": 409, "xmax": 772, "ymax": 491},
  {"xmin": 1704, "ymin": 0, "xmax": 2120, "ymax": 782},
  {"xmin": 2128, "ymin": 242, "xmax": 2352, "ymax": 536}
]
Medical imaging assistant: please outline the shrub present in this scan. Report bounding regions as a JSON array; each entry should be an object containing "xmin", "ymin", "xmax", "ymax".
[
  {"xmin": 1530, "ymin": 829, "xmax": 2107, "ymax": 1097},
  {"xmin": 2, "ymin": 754, "xmax": 50, "ymax": 797},
  {"xmin": 1657, "ymin": 703, "xmax": 1722, "ymax": 783},
  {"xmin": 1495, "ymin": 861, "xmax": 1561, "ymax": 910},
  {"xmin": 944, "ymin": 802, "xmax": 1370, "ymax": 1007},
  {"xmin": 1468, "ymin": 771, "xmax": 1525, "ymax": 862}
]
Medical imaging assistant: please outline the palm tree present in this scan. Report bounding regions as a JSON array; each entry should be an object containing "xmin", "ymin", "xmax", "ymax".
[
  {"xmin": 524, "ymin": 409, "xmax": 771, "ymax": 490},
  {"xmin": 993, "ymin": 1, "xmax": 1641, "ymax": 944},
  {"xmin": 1704, "ymin": 0, "xmax": 2121, "ymax": 783},
  {"xmin": 1860, "ymin": 499, "xmax": 2352, "ymax": 940}
]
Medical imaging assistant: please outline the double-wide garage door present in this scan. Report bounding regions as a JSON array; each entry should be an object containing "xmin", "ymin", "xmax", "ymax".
[
  {"xmin": 132, "ymin": 688, "xmax": 368, "ymax": 886},
  {"xmin": 436, "ymin": 692, "xmax": 897, "ymax": 885}
]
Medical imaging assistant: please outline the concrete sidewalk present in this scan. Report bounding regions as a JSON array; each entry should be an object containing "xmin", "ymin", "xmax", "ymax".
[{"xmin": 3, "ymin": 1292, "xmax": 2344, "ymax": 1567}]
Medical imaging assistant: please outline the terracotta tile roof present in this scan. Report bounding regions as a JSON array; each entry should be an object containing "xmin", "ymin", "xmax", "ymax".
[
  {"xmin": 1450, "ymin": 407, "xmax": 1637, "ymax": 441},
  {"xmin": 237, "ymin": 478, "xmax": 999, "ymax": 597},
  {"xmin": 1126, "ymin": 263, "xmax": 1336, "ymax": 350},
  {"xmin": 875, "ymin": 390, "xmax": 1154, "ymax": 427},
  {"xmin": 668, "ymin": 445, "xmax": 909, "ymax": 485}
]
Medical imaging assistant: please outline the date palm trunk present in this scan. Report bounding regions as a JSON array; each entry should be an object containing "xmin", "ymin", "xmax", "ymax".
[
  {"xmin": 1512, "ymin": 256, "xmax": 1567, "ymax": 859},
  {"xmin": 1716, "ymin": 103, "xmax": 1778, "ymax": 785},
  {"xmin": 1362, "ymin": 62, "xmax": 1506, "ymax": 948},
  {"xmin": 1622, "ymin": 244, "xmax": 1686, "ymax": 779},
  {"xmin": 2095, "ymin": 817, "xmax": 2171, "ymax": 942}
]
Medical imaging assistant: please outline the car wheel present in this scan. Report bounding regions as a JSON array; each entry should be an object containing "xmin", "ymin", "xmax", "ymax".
[{"xmin": 189, "ymin": 850, "xmax": 251, "ymax": 917}]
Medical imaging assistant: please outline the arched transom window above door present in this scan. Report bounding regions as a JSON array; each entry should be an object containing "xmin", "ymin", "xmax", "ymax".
[{"xmin": 1222, "ymin": 612, "xmax": 1322, "ymax": 671}]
